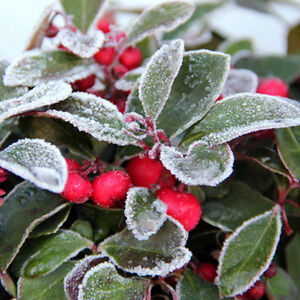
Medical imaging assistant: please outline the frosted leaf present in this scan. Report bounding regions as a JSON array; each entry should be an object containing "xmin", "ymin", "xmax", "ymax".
[
  {"xmin": 126, "ymin": 0, "xmax": 195, "ymax": 45},
  {"xmin": 0, "ymin": 81, "xmax": 72, "ymax": 123},
  {"xmin": 160, "ymin": 142, "xmax": 234, "ymax": 187},
  {"xmin": 125, "ymin": 83, "xmax": 145, "ymax": 116},
  {"xmin": 64, "ymin": 255, "xmax": 106, "ymax": 300},
  {"xmin": 216, "ymin": 207, "xmax": 282, "ymax": 297},
  {"xmin": 100, "ymin": 217, "xmax": 192, "ymax": 277},
  {"xmin": 157, "ymin": 50, "xmax": 230, "ymax": 138},
  {"xmin": 78, "ymin": 262, "xmax": 150, "ymax": 300},
  {"xmin": 139, "ymin": 39, "xmax": 184, "ymax": 120},
  {"xmin": 46, "ymin": 92, "xmax": 139, "ymax": 146},
  {"xmin": 0, "ymin": 138, "xmax": 67, "ymax": 193},
  {"xmin": 221, "ymin": 69, "xmax": 258, "ymax": 97},
  {"xmin": 0, "ymin": 59, "xmax": 27, "ymax": 101},
  {"xmin": 115, "ymin": 67, "xmax": 145, "ymax": 91},
  {"xmin": 184, "ymin": 93, "xmax": 300, "ymax": 146},
  {"xmin": 4, "ymin": 50, "xmax": 97, "ymax": 86},
  {"xmin": 125, "ymin": 187, "xmax": 168, "ymax": 241},
  {"xmin": 58, "ymin": 29, "xmax": 104, "ymax": 59}
]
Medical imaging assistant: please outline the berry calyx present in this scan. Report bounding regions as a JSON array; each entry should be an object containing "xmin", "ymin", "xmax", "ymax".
[
  {"xmin": 257, "ymin": 78, "xmax": 289, "ymax": 97},
  {"xmin": 126, "ymin": 156, "xmax": 163, "ymax": 188},
  {"xmin": 92, "ymin": 170, "xmax": 131, "ymax": 208},
  {"xmin": 119, "ymin": 47, "xmax": 142, "ymax": 70},
  {"xmin": 196, "ymin": 263, "xmax": 217, "ymax": 282},
  {"xmin": 263, "ymin": 262, "xmax": 277, "ymax": 278},
  {"xmin": 97, "ymin": 17, "xmax": 111, "ymax": 33},
  {"xmin": 246, "ymin": 281, "xmax": 266, "ymax": 299},
  {"xmin": 62, "ymin": 172, "xmax": 92, "ymax": 204},
  {"xmin": 66, "ymin": 158, "xmax": 81, "ymax": 172},
  {"xmin": 73, "ymin": 74, "xmax": 96, "ymax": 91},
  {"xmin": 156, "ymin": 188, "xmax": 202, "ymax": 232},
  {"xmin": 94, "ymin": 47, "xmax": 116, "ymax": 65}
]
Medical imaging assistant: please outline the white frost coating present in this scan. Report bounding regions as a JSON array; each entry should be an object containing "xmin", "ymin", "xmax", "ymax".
[
  {"xmin": 125, "ymin": 187, "xmax": 168, "ymax": 241},
  {"xmin": 115, "ymin": 67, "xmax": 145, "ymax": 91},
  {"xmin": 46, "ymin": 92, "xmax": 138, "ymax": 146},
  {"xmin": 58, "ymin": 29, "xmax": 104, "ymax": 59},
  {"xmin": 4, "ymin": 50, "xmax": 98, "ymax": 86},
  {"xmin": 0, "ymin": 81, "xmax": 72, "ymax": 123},
  {"xmin": 0, "ymin": 138, "xmax": 68, "ymax": 193},
  {"xmin": 221, "ymin": 69, "xmax": 258, "ymax": 97},
  {"xmin": 139, "ymin": 39, "xmax": 184, "ymax": 120},
  {"xmin": 126, "ymin": 0, "xmax": 195, "ymax": 45},
  {"xmin": 216, "ymin": 207, "xmax": 282, "ymax": 297},
  {"xmin": 160, "ymin": 142, "xmax": 234, "ymax": 187}
]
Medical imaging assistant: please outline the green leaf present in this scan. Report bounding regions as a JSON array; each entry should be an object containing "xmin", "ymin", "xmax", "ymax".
[
  {"xmin": 157, "ymin": 50, "xmax": 230, "ymax": 138},
  {"xmin": 160, "ymin": 142, "xmax": 233, "ymax": 186},
  {"xmin": 266, "ymin": 267, "xmax": 299, "ymax": 300},
  {"xmin": 0, "ymin": 182, "xmax": 67, "ymax": 270},
  {"xmin": 139, "ymin": 39, "xmax": 184, "ymax": 120},
  {"xmin": 177, "ymin": 269, "xmax": 219, "ymax": 300},
  {"xmin": 216, "ymin": 207, "xmax": 282, "ymax": 297},
  {"xmin": 0, "ymin": 118, "xmax": 15, "ymax": 147},
  {"xmin": 276, "ymin": 127, "xmax": 300, "ymax": 181},
  {"xmin": 4, "ymin": 50, "xmax": 96, "ymax": 86},
  {"xmin": 184, "ymin": 94, "xmax": 300, "ymax": 146},
  {"xmin": 30, "ymin": 206, "xmax": 71, "ymax": 238},
  {"xmin": 286, "ymin": 233, "xmax": 300, "ymax": 296},
  {"xmin": 0, "ymin": 59, "xmax": 27, "ymax": 101},
  {"xmin": 125, "ymin": 83, "xmax": 145, "ymax": 116},
  {"xmin": 101, "ymin": 217, "xmax": 191, "ymax": 276},
  {"xmin": 202, "ymin": 182, "xmax": 274, "ymax": 231},
  {"xmin": 22, "ymin": 229, "xmax": 92, "ymax": 277},
  {"xmin": 124, "ymin": 187, "xmax": 167, "ymax": 241},
  {"xmin": 235, "ymin": 55, "xmax": 300, "ymax": 83},
  {"xmin": 18, "ymin": 261, "xmax": 76, "ymax": 300},
  {"xmin": 115, "ymin": 67, "xmax": 144, "ymax": 92},
  {"xmin": 219, "ymin": 39, "xmax": 253, "ymax": 56},
  {"xmin": 0, "ymin": 81, "xmax": 72, "ymax": 123},
  {"xmin": 0, "ymin": 270, "xmax": 17, "ymax": 297},
  {"xmin": 47, "ymin": 92, "xmax": 139, "ymax": 146},
  {"xmin": 0, "ymin": 138, "xmax": 68, "ymax": 193},
  {"xmin": 288, "ymin": 23, "xmax": 300, "ymax": 54},
  {"xmin": 126, "ymin": 0, "xmax": 195, "ymax": 45},
  {"xmin": 70, "ymin": 220, "xmax": 93, "ymax": 240},
  {"xmin": 64, "ymin": 255, "xmax": 106, "ymax": 300},
  {"xmin": 78, "ymin": 262, "xmax": 150, "ymax": 300},
  {"xmin": 58, "ymin": 29, "xmax": 104, "ymax": 58},
  {"xmin": 60, "ymin": 0, "xmax": 106, "ymax": 33}
]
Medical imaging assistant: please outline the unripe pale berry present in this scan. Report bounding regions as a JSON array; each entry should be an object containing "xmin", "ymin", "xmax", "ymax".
[
  {"xmin": 196, "ymin": 263, "xmax": 217, "ymax": 282},
  {"xmin": 156, "ymin": 188, "xmax": 202, "ymax": 232},
  {"xmin": 246, "ymin": 281, "xmax": 266, "ymax": 299},
  {"xmin": 62, "ymin": 172, "xmax": 92, "ymax": 204},
  {"xmin": 94, "ymin": 47, "xmax": 116, "ymax": 65},
  {"xmin": 257, "ymin": 78, "xmax": 289, "ymax": 97},
  {"xmin": 119, "ymin": 47, "xmax": 142, "ymax": 70},
  {"xmin": 74, "ymin": 74, "xmax": 96, "ymax": 91},
  {"xmin": 263, "ymin": 262, "xmax": 277, "ymax": 278},
  {"xmin": 92, "ymin": 170, "xmax": 131, "ymax": 208},
  {"xmin": 65, "ymin": 158, "xmax": 81, "ymax": 172},
  {"xmin": 97, "ymin": 17, "xmax": 111, "ymax": 33},
  {"xmin": 126, "ymin": 156, "xmax": 163, "ymax": 188}
]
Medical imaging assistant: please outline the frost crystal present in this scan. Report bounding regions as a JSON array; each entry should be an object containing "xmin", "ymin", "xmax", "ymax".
[
  {"xmin": 139, "ymin": 39, "xmax": 184, "ymax": 120},
  {"xmin": 58, "ymin": 29, "xmax": 104, "ymax": 59},
  {"xmin": 0, "ymin": 81, "xmax": 71, "ymax": 123},
  {"xmin": 160, "ymin": 142, "xmax": 234, "ymax": 186},
  {"xmin": 221, "ymin": 69, "xmax": 258, "ymax": 97},
  {"xmin": 125, "ymin": 187, "xmax": 168, "ymax": 240},
  {"xmin": 115, "ymin": 67, "xmax": 145, "ymax": 91},
  {"xmin": 47, "ymin": 92, "xmax": 139, "ymax": 146},
  {"xmin": 0, "ymin": 138, "xmax": 67, "ymax": 193}
]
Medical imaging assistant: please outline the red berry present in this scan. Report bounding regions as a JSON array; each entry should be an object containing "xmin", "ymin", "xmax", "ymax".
[
  {"xmin": 66, "ymin": 158, "xmax": 81, "ymax": 172},
  {"xmin": 263, "ymin": 262, "xmax": 277, "ymax": 278},
  {"xmin": 216, "ymin": 95, "xmax": 223, "ymax": 102},
  {"xmin": 62, "ymin": 172, "xmax": 92, "ymax": 204},
  {"xmin": 58, "ymin": 44, "xmax": 70, "ymax": 51},
  {"xmin": 257, "ymin": 78, "xmax": 289, "ymax": 97},
  {"xmin": 126, "ymin": 156, "xmax": 163, "ymax": 188},
  {"xmin": 45, "ymin": 24, "xmax": 59, "ymax": 38},
  {"xmin": 114, "ymin": 98, "xmax": 126, "ymax": 113},
  {"xmin": 74, "ymin": 74, "xmax": 96, "ymax": 91},
  {"xmin": 0, "ymin": 168, "xmax": 8, "ymax": 177},
  {"xmin": 115, "ymin": 32, "xmax": 126, "ymax": 42},
  {"xmin": 156, "ymin": 188, "xmax": 202, "ymax": 231},
  {"xmin": 92, "ymin": 170, "xmax": 131, "ymax": 208},
  {"xmin": 119, "ymin": 47, "xmax": 142, "ymax": 70},
  {"xmin": 113, "ymin": 64, "xmax": 128, "ymax": 78},
  {"xmin": 97, "ymin": 17, "xmax": 111, "ymax": 33},
  {"xmin": 94, "ymin": 47, "xmax": 116, "ymax": 65},
  {"xmin": 247, "ymin": 281, "xmax": 266, "ymax": 299},
  {"xmin": 236, "ymin": 294, "xmax": 251, "ymax": 300},
  {"xmin": 196, "ymin": 263, "xmax": 217, "ymax": 282},
  {"xmin": 158, "ymin": 169, "xmax": 176, "ymax": 189},
  {"xmin": 0, "ymin": 188, "xmax": 6, "ymax": 197}
]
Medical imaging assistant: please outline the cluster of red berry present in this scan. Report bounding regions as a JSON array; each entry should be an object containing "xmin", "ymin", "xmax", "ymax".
[{"xmin": 45, "ymin": 16, "xmax": 142, "ymax": 113}]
